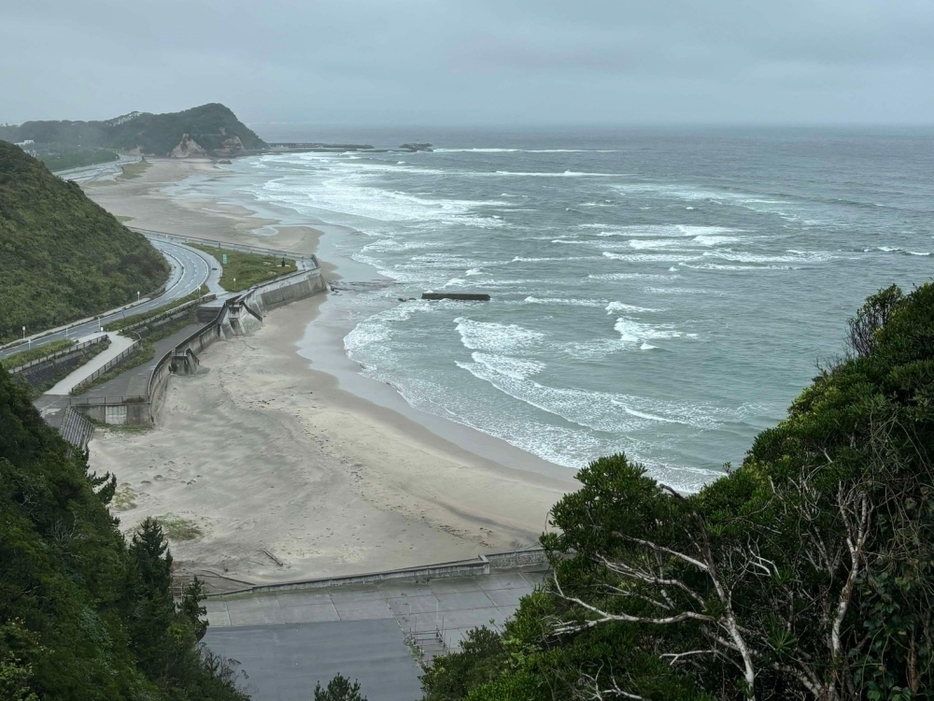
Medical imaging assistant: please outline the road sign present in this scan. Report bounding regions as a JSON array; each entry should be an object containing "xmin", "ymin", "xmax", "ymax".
[{"xmin": 222, "ymin": 253, "xmax": 227, "ymax": 265}]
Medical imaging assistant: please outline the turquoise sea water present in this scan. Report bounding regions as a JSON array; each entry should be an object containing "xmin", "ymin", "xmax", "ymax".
[{"xmin": 173, "ymin": 127, "xmax": 933, "ymax": 492}]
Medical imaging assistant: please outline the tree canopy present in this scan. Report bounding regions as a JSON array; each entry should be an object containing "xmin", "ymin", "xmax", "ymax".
[{"xmin": 421, "ymin": 282, "xmax": 934, "ymax": 701}]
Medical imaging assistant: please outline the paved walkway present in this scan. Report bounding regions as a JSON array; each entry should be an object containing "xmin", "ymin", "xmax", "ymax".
[
  {"xmin": 82, "ymin": 323, "xmax": 202, "ymax": 400},
  {"xmin": 203, "ymin": 569, "xmax": 545, "ymax": 701},
  {"xmin": 45, "ymin": 333, "xmax": 135, "ymax": 395}
]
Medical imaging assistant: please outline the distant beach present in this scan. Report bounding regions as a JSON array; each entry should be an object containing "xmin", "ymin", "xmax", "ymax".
[{"xmin": 86, "ymin": 158, "xmax": 573, "ymax": 585}]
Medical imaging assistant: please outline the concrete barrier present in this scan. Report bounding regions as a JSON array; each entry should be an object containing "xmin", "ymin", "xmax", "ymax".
[
  {"xmin": 8, "ymin": 338, "xmax": 107, "ymax": 388},
  {"xmin": 88, "ymin": 264, "xmax": 327, "ymax": 426},
  {"xmin": 205, "ymin": 548, "xmax": 548, "ymax": 598}
]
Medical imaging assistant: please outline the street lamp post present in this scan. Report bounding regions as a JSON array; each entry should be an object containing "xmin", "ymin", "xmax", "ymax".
[{"xmin": 137, "ymin": 290, "xmax": 140, "ymax": 304}]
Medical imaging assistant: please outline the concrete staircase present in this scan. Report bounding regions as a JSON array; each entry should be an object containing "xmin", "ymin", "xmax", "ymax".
[
  {"xmin": 405, "ymin": 628, "xmax": 449, "ymax": 666},
  {"xmin": 59, "ymin": 407, "xmax": 94, "ymax": 450}
]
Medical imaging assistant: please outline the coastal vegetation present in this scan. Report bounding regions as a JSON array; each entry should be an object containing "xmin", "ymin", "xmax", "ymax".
[
  {"xmin": 38, "ymin": 147, "xmax": 119, "ymax": 172},
  {"xmin": 0, "ymin": 366, "xmax": 248, "ymax": 700},
  {"xmin": 0, "ymin": 103, "xmax": 267, "ymax": 158},
  {"xmin": 420, "ymin": 283, "xmax": 934, "ymax": 700},
  {"xmin": 0, "ymin": 340, "xmax": 75, "ymax": 371},
  {"xmin": 0, "ymin": 141, "xmax": 169, "ymax": 343},
  {"xmin": 189, "ymin": 244, "xmax": 297, "ymax": 291}
]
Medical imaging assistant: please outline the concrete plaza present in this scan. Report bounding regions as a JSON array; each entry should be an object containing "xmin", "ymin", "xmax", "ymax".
[{"xmin": 204, "ymin": 569, "xmax": 545, "ymax": 701}]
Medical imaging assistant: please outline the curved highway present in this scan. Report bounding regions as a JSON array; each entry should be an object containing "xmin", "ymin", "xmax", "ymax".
[{"xmin": 0, "ymin": 238, "xmax": 222, "ymax": 361}]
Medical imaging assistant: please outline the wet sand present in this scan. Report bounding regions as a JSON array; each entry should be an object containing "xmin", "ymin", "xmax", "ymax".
[{"xmin": 87, "ymin": 159, "xmax": 574, "ymax": 585}]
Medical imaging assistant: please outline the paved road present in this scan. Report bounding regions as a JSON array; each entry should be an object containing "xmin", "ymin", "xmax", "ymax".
[
  {"xmin": 0, "ymin": 237, "xmax": 222, "ymax": 361},
  {"xmin": 55, "ymin": 154, "xmax": 140, "ymax": 185}
]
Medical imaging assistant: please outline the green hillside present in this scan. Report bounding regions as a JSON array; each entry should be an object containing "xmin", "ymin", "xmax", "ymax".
[
  {"xmin": 0, "ymin": 103, "xmax": 266, "ymax": 158},
  {"xmin": 0, "ymin": 141, "xmax": 169, "ymax": 342},
  {"xmin": 0, "ymin": 366, "xmax": 248, "ymax": 699}
]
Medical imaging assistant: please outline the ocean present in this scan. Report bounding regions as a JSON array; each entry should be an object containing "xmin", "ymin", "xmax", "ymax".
[{"xmin": 170, "ymin": 126, "xmax": 933, "ymax": 492}]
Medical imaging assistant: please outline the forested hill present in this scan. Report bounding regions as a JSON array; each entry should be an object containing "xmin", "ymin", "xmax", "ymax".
[
  {"xmin": 0, "ymin": 103, "xmax": 267, "ymax": 157},
  {"xmin": 0, "ymin": 141, "xmax": 168, "ymax": 342},
  {"xmin": 0, "ymin": 366, "xmax": 249, "ymax": 699}
]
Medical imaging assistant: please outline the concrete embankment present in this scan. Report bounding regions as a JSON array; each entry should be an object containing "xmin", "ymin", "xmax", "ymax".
[{"xmin": 128, "ymin": 267, "xmax": 327, "ymax": 426}]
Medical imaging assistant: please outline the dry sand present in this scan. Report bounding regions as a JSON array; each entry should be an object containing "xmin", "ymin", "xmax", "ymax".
[{"xmin": 87, "ymin": 159, "xmax": 574, "ymax": 586}]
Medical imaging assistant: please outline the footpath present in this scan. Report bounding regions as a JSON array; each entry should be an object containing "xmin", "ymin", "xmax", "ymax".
[
  {"xmin": 81, "ymin": 324, "xmax": 203, "ymax": 401},
  {"xmin": 45, "ymin": 333, "xmax": 136, "ymax": 395}
]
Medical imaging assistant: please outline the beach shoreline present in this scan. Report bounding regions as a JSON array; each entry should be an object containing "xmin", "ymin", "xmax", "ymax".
[{"xmin": 86, "ymin": 158, "xmax": 575, "ymax": 585}]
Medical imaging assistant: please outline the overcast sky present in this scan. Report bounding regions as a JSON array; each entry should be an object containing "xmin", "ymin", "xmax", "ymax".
[{"xmin": 2, "ymin": 0, "xmax": 932, "ymax": 127}]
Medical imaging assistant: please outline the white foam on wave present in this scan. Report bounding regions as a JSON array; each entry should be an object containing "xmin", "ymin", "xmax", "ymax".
[
  {"xmin": 487, "ymin": 170, "xmax": 630, "ymax": 178},
  {"xmin": 513, "ymin": 255, "xmax": 602, "ymax": 263},
  {"xmin": 344, "ymin": 301, "xmax": 433, "ymax": 353},
  {"xmin": 610, "ymin": 183, "xmax": 802, "ymax": 220},
  {"xmin": 627, "ymin": 239, "xmax": 691, "ymax": 250},
  {"xmin": 524, "ymin": 296, "xmax": 608, "ymax": 308},
  {"xmin": 702, "ymin": 250, "xmax": 831, "ymax": 264},
  {"xmin": 644, "ymin": 287, "xmax": 713, "ymax": 295},
  {"xmin": 614, "ymin": 317, "xmax": 691, "ymax": 344},
  {"xmin": 692, "ymin": 234, "xmax": 747, "ymax": 246},
  {"xmin": 455, "ymin": 318, "xmax": 544, "ymax": 353},
  {"xmin": 872, "ymin": 246, "xmax": 931, "ymax": 257},
  {"xmin": 456, "ymin": 358, "xmax": 728, "ymax": 436},
  {"xmin": 472, "ymin": 352, "xmax": 545, "ymax": 380},
  {"xmin": 680, "ymin": 262, "xmax": 795, "ymax": 271},
  {"xmin": 605, "ymin": 301, "xmax": 659, "ymax": 314},
  {"xmin": 259, "ymin": 164, "xmax": 508, "ymax": 230},
  {"xmin": 603, "ymin": 251, "xmax": 701, "ymax": 263},
  {"xmin": 589, "ymin": 273, "xmax": 680, "ymax": 281}
]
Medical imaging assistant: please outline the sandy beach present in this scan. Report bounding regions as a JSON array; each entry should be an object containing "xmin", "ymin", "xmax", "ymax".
[{"xmin": 87, "ymin": 158, "xmax": 574, "ymax": 586}]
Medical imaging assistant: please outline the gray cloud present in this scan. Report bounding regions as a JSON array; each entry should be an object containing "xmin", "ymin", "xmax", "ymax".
[{"xmin": 1, "ymin": 0, "xmax": 931, "ymax": 126}]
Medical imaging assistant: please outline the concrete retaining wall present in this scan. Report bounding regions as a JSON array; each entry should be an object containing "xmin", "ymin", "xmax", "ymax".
[
  {"xmin": 255, "ymin": 268, "xmax": 327, "ymax": 310},
  {"xmin": 11, "ymin": 338, "xmax": 108, "ymax": 389},
  {"xmin": 76, "ymin": 399, "xmax": 151, "ymax": 425}
]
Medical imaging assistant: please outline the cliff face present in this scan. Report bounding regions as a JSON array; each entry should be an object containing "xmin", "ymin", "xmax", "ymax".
[{"xmin": 0, "ymin": 103, "xmax": 267, "ymax": 158}]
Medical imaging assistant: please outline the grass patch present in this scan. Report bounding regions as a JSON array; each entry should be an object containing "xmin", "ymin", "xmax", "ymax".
[
  {"xmin": 154, "ymin": 514, "xmax": 203, "ymax": 541},
  {"xmin": 189, "ymin": 244, "xmax": 296, "ymax": 291},
  {"xmin": 115, "ymin": 215, "xmax": 133, "ymax": 223},
  {"xmin": 104, "ymin": 285, "xmax": 207, "ymax": 332},
  {"xmin": 112, "ymin": 485, "xmax": 138, "ymax": 511},
  {"xmin": 118, "ymin": 159, "xmax": 151, "ymax": 179},
  {"xmin": 2, "ymin": 339, "xmax": 75, "ymax": 371}
]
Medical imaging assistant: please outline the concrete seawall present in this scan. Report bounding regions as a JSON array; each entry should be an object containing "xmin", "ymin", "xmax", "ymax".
[
  {"xmin": 148, "ymin": 267, "xmax": 326, "ymax": 424},
  {"xmin": 67, "ymin": 267, "xmax": 326, "ymax": 427}
]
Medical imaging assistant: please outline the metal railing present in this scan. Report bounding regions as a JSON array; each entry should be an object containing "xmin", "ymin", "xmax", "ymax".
[
  {"xmin": 5, "ymin": 337, "xmax": 103, "ymax": 374},
  {"xmin": 70, "ymin": 342, "xmax": 141, "ymax": 393},
  {"xmin": 68, "ymin": 394, "xmax": 148, "ymax": 406},
  {"xmin": 131, "ymin": 227, "xmax": 319, "ymax": 270},
  {"xmin": 107, "ymin": 293, "xmax": 216, "ymax": 334}
]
